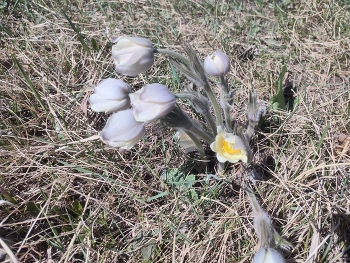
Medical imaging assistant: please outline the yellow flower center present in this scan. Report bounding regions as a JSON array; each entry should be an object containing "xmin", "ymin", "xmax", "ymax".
[{"xmin": 222, "ymin": 140, "xmax": 242, "ymax": 155}]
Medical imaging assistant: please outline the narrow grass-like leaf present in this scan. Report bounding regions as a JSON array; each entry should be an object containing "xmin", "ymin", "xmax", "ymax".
[
  {"xmin": 12, "ymin": 55, "xmax": 49, "ymax": 115},
  {"xmin": 91, "ymin": 38, "xmax": 99, "ymax": 51},
  {"xmin": 0, "ymin": 186, "xmax": 18, "ymax": 204},
  {"xmin": 72, "ymin": 200, "xmax": 83, "ymax": 216},
  {"xmin": 147, "ymin": 191, "xmax": 169, "ymax": 202},
  {"xmin": 62, "ymin": 11, "xmax": 92, "ymax": 57},
  {"xmin": 313, "ymin": 124, "xmax": 329, "ymax": 160},
  {"xmin": 96, "ymin": 0, "xmax": 107, "ymax": 16},
  {"xmin": 26, "ymin": 201, "xmax": 40, "ymax": 216},
  {"xmin": 320, "ymin": 236, "xmax": 333, "ymax": 263},
  {"xmin": 169, "ymin": 63, "xmax": 181, "ymax": 90},
  {"xmin": 0, "ymin": 23, "xmax": 13, "ymax": 37}
]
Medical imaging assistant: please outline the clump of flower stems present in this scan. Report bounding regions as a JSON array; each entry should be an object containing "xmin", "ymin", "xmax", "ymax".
[{"xmin": 88, "ymin": 36, "xmax": 291, "ymax": 261}]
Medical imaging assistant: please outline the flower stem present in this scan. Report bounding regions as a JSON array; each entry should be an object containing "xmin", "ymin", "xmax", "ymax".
[
  {"xmin": 217, "ymin": 162, "xmax": 225, "ymax": 174},
  {"xmin": 202, "ymin": 110, "xmax": 218, "ymax": 138},
  {"xmin": 220, "ymin": 75, "xmax": 232, "ymax": 132},
  {"xmin": 185, "ymin": 131, "xmax": 205, "ymax": 159},
  {"xmin": 158, "ymin": 48, "xmax": 222, "ymax": 134},
  {"xmin": 203, "ymin": 82, "xmax": 222, "ymax": 129},
  {"xmin": 175, "ymin": 92, "xmax": 217, "ymax": 137},
  {"xmin": 246, "ymin": 122, "xmax": 255, "ymax": 140},
  {"xmin": 187, "ymin": 125, "xmax": 214, "ymax": 144},
  {"xmin": 155, "ymin": 48, "xmax": 189, "ymax": 64}
]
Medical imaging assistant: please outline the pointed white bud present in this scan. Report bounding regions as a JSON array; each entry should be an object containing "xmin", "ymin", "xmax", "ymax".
[
  {"xmin": 112, "ymin": 36, "xmax": 154, "ymax": 76},
  {"xmin": 204, "ymin": 50, "xmax": 230, "ymax": 76},
  {"xmin": 175, "ymin": 130, "xmax": 197, "ymax": 153},
  {"xmin": 89, "ymin": 78, "xmax": 131, "ymax": 113},
  {"xmin": 129, "ymin": 83, "xmax": 176, "ymax": 123},
  {"xmin": 175, "ymin": 120, "xmax": 202, "ymax": 153},
  {"xmin": 100, "ymin": 109, "xmax": 145, "ymax": 149}
]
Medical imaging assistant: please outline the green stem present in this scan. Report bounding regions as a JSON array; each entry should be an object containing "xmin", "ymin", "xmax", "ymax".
[
  {"xmin": 202, "ymin": 110, "xmax": 218, "ymax": 138},
  {"xmin": 158, "ymin": 48, "xmax": 222, "ymax": 133},
  {"xmin": 220, "ymin": 75, "xmax": 232, "ymax": 132},
  {"xmin": 246, "ymin": 122, "xmax": 256, "ymax": 140},
  {"xmin": 185, "ymin": 131, "xmax": 206, "ymax": 159},
  {"xmin": 175, "ymin": 93, "xmax": 217, "ymax": 137},
  {"xmin": 187, "ymin": 125, "xmax": 214, "ymax": 144},
  {"xmin": 217, "ymin": 162, "xmax": 225, "ymax": 173},
  {"xmin": 203, "ymin": 82, "xmax": 222, "ymax": 129},
  {"xmin": 155, "ymin": 48, "xmax": 189, "ymax": 64}
]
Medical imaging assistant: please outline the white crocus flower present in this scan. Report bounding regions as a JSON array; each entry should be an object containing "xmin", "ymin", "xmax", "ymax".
[
  {"xmin": 210, "ymin": 126, "xmax": 248, "ymax": 163},
  {"xmin": 204, "ymin": 50, "xmax": 230, "ymax": 76},
  {"xmin": 100, "ymin": 109, "xmax": 145, "ymax": 150},
  {"xmin": 112, "ymin": 36, "xmax": 154, "ymax": 76},
  {"xmin": 253, "ymin": 248, "xmax": 285, "ymax": 263},
  {"xmin": 89, "ymin": 78, "xmax": 131, "ymax": 113},
  {"xmin": 129, "ymin": 83, "xmax": 176, "ymax": 123}
]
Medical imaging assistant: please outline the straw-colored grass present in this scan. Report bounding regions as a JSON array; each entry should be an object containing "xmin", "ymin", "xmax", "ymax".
[{"xmin": 1, "ymin": 0, "xmax": 349, "ymax": 262}]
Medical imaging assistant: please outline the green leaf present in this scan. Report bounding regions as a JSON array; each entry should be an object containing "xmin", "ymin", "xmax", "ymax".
[
  {"xmin": 62, "ymin": 11, "xmax": 92, "ymax": 57},
  {"xmin": 165, "ymin": 168, "xmax": 196, "ymax": 191},
  {"xmin": 147, "ymin": 191, "xmax": 169, "ymax": 202},
  {"xmin": 72, "ymin": 200, "xmax": 83, "ymax": 216},
  {"xmin": 91, "ymin": 37, "xmax": 99, "ymax": 51},
  {"xmin": 188, "ymin": 189, "xmax": 198, "ymax": 201},
  {"xmin": 12, "ymin": 55, "xmax": 49, "ymax": 115},
  {"xmin": 169, "ymin": 62, "xmax": 181, "ymax": 89},
  {"xmin": 271, "ymin": 65, "xmax": 286, "ymax": 110},
  {"xmin": 313, "ymin": 124, "xmax": 329, "ymax": 159},
  {"xmin": 141, "ymin": 242, "xmax": 155, "ymax": 261},
  {"xmin": 0, "ymin": 186, "xmax": 18, "ymax": 204},
  {"xmin": 27, "ymin": 201, "xmax": 40, "ymax": 216},
  {"xmin": 61, "ymin": 226, "xmax": 72, "ymax": 232},
  {"xmin": 182, "ymin": 173, "xmax": 196, "ymax": 190}
]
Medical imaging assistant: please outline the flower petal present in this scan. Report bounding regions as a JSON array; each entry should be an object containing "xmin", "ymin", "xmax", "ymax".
[
  {"xmin": 210, "ymin": 127, "xmax": 248, "ymax": 163},
  {"xmin": 112, "ymin": 36, "xmax": 154, "ymax": 76},
  {"xmin": 94, "ymin": 78, "xmax": 131, "ymax": 100},
  {"xmin": 89, "ymin": 94, "xmax": 130, "ymax": 113},
  {"xmin": 253, "ymin": 248, "xmax": 285, "ymax": 263},
  {"xmin": 130, "ymin": 83, "xmax": 175, "ymax": 123},
  {"xmin": 100, "ymin": 109, "xmax": 145, "ymax": 149}
]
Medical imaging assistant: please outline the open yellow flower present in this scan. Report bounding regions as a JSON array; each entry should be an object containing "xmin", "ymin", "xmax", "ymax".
[{"xmin": 210, "ymin": 126, "xmax": 247, "ymax": 163}]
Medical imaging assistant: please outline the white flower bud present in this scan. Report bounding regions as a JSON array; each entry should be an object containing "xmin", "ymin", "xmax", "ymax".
[
  {"xmin": 204, "ymin": 50, "xmax": 230, "ymax": 76},
  {"xmin": 89, "ymin": 78, "xmax": 131, "ymax": 113},
  {"xmin": 100, "ymin": 109, "xmax": 145, "ymax": 150},
  {"xmin": 175, "ymin": 129, "xmax": 197, "ymax": 153},
  {"xmin": 175, "ymin": 120, "xmax": 202, "ymax": 153},
  {"xmin": 253, "ymin": 248, "xmax": 285, "ymax": 263},
  {"xmin": 129, "ymin": 83, "xmax": 176, "ymax": 123},
  {"xmin": 112, "ymin": 36, "xmax": 154, "ymax": 76}
]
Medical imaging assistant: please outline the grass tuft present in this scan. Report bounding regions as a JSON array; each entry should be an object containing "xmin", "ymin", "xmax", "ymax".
[{"xmin": 1, "ymin": 0, "xmax": 350, "ymax": 262}]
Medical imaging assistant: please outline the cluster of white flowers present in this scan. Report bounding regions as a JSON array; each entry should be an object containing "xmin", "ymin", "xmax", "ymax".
[
  {"xmin": 89, "ymin": 37, "xmax": 178, "ymax": 149},
  {"xmin": 89, "ymin": 79, "xmax": 175, "ymax": 149},
  {"xmin": 88, "ymin": 36, "xmax": 290, "ymax": 262},
  {"xmin": 90, "ymin": 36, "xmax": 254, "ymax": 164}
]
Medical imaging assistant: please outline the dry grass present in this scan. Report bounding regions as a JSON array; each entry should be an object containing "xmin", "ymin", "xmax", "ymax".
[{"xmin": 1, "ymin": 0, "xmax": 350, "ymax": 262}]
